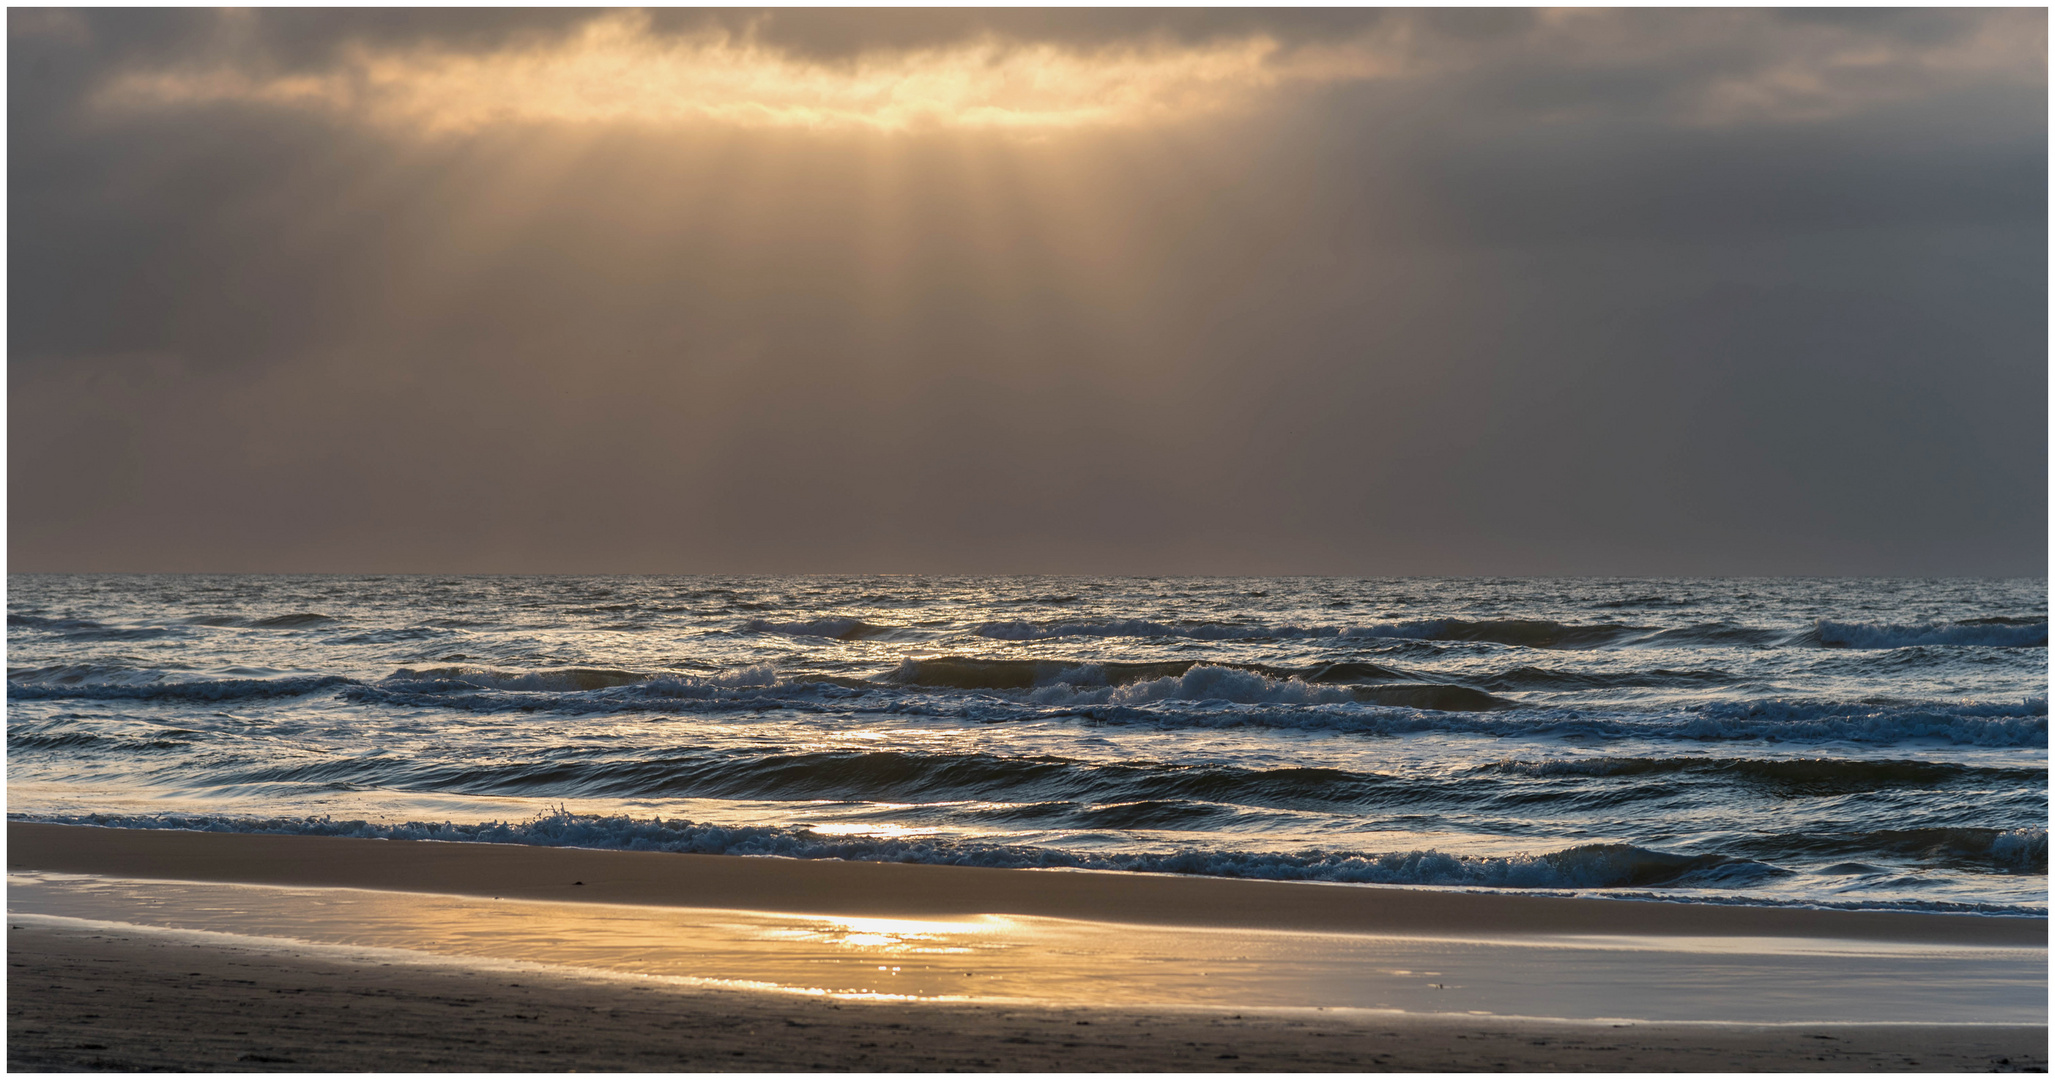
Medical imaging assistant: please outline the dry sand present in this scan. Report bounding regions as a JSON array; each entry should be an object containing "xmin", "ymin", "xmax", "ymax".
[{"xmin": 7, "ymin": 823, "xmax": 2048, "ymax": 1071}]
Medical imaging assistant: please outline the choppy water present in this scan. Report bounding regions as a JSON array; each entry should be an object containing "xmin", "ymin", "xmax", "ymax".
[{"xmin": 7, "ymin": 575, "xmax": 2046, "ymax": 914}]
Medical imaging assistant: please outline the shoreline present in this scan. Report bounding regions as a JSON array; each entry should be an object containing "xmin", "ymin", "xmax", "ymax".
[
  {"xmin": 10, "ymin": 822, "xmax": 2045, "ymax": 945},
  {"xmin": 9, "ymin": 822, "xmax": 2047, "ymax": 1071}
]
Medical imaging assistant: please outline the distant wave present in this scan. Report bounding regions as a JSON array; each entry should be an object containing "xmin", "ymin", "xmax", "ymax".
[
  {"xmin": 1629, "ymin": 624, "xmax": 1790, "ymax": 647},
  {"xmin": 1049, "ymin": 696, "xmax": 2047, "ymax": 747},
  {"xmin": 1677, "ymin": 697, "xmax": 2048, "ymax": 747},
  {"xmin": 887, "ymin": 656, "xmax": 1417, "ymax": 690},
  {"xmin": 1024, "ymin": 664, "xmax": 1508, "ymax": 711},
  {"xmin": 733, "ymin": 612, "xmax": 2053, "ymax": 652},
  {"xmin": 886, "ymin": 656, "xmax": 1196, "ymax": 690},
  {"xmin": 5, "ymin": 619, "xmax": 178, "ymax": 642},
  {"xmin": 9, "ymin": 661, "xmax": 2040, "ymax": 745},
  {"xmin": 1733, "ymin": 826, "xmax": 2047, "ymax": 874},
  {"xmin": 7, "ymin": 664, "xmax": 352, "ymax": 701},
  {"xmin": 1478, "ymin": 755, "xmax": 2043, "ymax": 789},
  {"xmin": 975, "ymin": 619, "xmax": 1293, "ymax": 641},
  {"xmin": 8, "ymin": 730, "xmax": 194, "ymax": 753},
  {"xmin": 176, "ymin": 612, "xmax": 337, "ymax": 628},
  {"xmin": 333, "ymin": 627, "xmax": 452, "ymax": 644},
  {"xmin": 126, "ymin": 745, "xmax": 2042, "ymax": 821},
  {"xmin": 9, "ymin": 614, "xmax": 105, "ymax": 630},
  {"xmin": 120, "ymin": 749, "xmax": 1399, "ymax": 811},
  {"xmin": 1479, "ymin": 666, "xmax": 1734, "ymax": 692},
  {"xmin": 18, "ymin": 810, "xmax": 1798, "ymax": 892},
  {"xmin": 10, "ymin": 610, "xmax": 335, "ymax": 639},
  {"xmin": 358, "ymin": 664, "xmax": 793, "ymax": 705},
  {"xmin": 741, "ymin": 618, "xmax": 922, "ymax": 641},
  {"xmin": 887, "ymin": 657, "xmax": 1509, "ymax": 711},
  {"xmin": 249, "ymin": 612, "xmax": 337, "ymax": 628},
  {"xmin": 1815, "ymin": 619, "xmax": 2048, "ymax": 649},
  {"xmin": 1340, "ymin": 619, "xmax": 1639, "ymax": 649},
  {"xmin": 971, "ymin": 617, "xmax": 1641, "ymax": 648},
  {"xmin": 386, "ymin": 665, "xmax": 694, "ymax": 693}
]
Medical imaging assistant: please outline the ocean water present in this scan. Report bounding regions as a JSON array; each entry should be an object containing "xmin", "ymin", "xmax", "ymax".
[{"xmin": 7, "ymin": 575, "xmax": 2046, "ymax": 915}]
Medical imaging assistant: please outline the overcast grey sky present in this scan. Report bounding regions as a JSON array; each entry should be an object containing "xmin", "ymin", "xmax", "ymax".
[{"xmin": 9, "ymin": 8, "xmax": 2046, "ymax": 575}]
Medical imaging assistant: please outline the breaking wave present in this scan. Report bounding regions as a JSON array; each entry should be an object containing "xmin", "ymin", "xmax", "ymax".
[
  {"xmin": 35, "ymin": 808, "xmax": 2033, "ymax": 894},
  {"xmin": 19, "ymin": 810, "xmax": 1795, "ymax": 892},
  {"xmin": 7, "ymin": 664, "xmax": 352, "ymax": 701}
]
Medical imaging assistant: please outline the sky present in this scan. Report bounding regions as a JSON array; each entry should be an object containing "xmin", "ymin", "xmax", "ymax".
[{"xmin": 8, "ymin": 7, "xmax": 2047, "ymax": 576}]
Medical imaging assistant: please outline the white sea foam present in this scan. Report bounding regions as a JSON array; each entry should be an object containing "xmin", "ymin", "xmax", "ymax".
[{"xmin": 1028, "ymin": 664, "xmax": 1357, "ymax": 706}]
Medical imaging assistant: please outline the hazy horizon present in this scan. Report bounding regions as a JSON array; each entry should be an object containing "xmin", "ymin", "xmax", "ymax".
[
  {"xmin": 4, "ymin": 570, "xmax": 2055, "ymax": 579},
  {"xmin": 11, "ymin": 8, "xmax": 2047, "ymax": 577}
]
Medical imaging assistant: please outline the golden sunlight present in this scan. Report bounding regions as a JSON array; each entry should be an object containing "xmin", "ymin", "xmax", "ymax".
[
  {"xmin": 92, "ymin": 11, "xmax": 1363, "ymax": 134},
  {"xmin": 77, "ymin": 9, "xmax": 2048, "ymax": 138}
]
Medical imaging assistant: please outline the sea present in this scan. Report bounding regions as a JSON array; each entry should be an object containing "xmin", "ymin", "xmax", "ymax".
[{"xmin": 6, "ymin": 574, "xmax": 2046, "ymax": 916}]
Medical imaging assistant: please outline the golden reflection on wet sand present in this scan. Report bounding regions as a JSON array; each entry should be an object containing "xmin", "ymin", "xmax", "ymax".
[{"xmin": 8, "ymin": 871, "xmax": 2043, "ymax": 1024}]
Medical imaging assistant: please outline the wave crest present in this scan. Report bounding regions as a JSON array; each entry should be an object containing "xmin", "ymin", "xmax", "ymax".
[
  {"xmin": 1479, "ymin": 755, "xmax": 2034, "ymax": 789},
  {"xmin": 1816, "ymin": 620, "xmax": 2048, "ymax": 649},
  {"xmin": 7, "ymin": 665, "xmax": 353, "ymax": 701},
  {"xmin": 971, "ymin": 617, "xmax": 1639, "ymax": 648},
  {"xmin": 1341, "ymin": 619, "xmax": 1637, "ymax": 649},
  {"xmin": 741, "ymin": 618, "xmax": 915, "ymax": 641},
  {"xmin": 18, "ymin": 810, "xmax": 1794, "ymax": 892}
]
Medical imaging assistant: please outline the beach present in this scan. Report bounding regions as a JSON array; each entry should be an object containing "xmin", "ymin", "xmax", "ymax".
[
  {"xmin": 8, "ymin": 823, "xmax": 2046, "ymax": 1071},
  {"xmin": 12, "ymin": 3, "xmax": 2048, "ymax": 1068}
]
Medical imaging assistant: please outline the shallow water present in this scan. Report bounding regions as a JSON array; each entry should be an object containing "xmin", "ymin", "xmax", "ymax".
[{"xmin": 7, "ymin": 574, "xmax": 2046, "ymax": 913}]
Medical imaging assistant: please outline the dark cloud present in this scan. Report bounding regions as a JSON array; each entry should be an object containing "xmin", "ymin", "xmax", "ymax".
[{"xmin": 8, "ymin": 9, "xmax": 2045, "ymax": 574}]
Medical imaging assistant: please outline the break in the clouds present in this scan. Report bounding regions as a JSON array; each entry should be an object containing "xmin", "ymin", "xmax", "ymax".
[
  {"xmin": 9, "ymin": 9, "xmax": 2047, "ymax": 574},
  {"xmin": 64, "ymin": 9, "xmax": 2047, "ymax": 132}
]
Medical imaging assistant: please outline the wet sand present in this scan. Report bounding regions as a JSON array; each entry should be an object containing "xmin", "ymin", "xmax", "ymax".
[
  {"xmin": 7, "ymin": 823, "xmax": 2048, "ymax": 1071},
  {"xmin": 10, "ymin": 920, "xmax": 2046, "ymax": 1072}
]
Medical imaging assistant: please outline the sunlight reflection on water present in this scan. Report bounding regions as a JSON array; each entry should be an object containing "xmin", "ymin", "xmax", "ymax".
[{"xmin": 9, "ymin": 871, "xmax": 2044, "ymax": 1024}]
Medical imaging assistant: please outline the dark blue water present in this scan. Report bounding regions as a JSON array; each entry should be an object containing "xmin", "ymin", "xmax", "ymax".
[{"xmin": 8, "ymin": 574, "xmax": 2046, "ymax": 913}]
